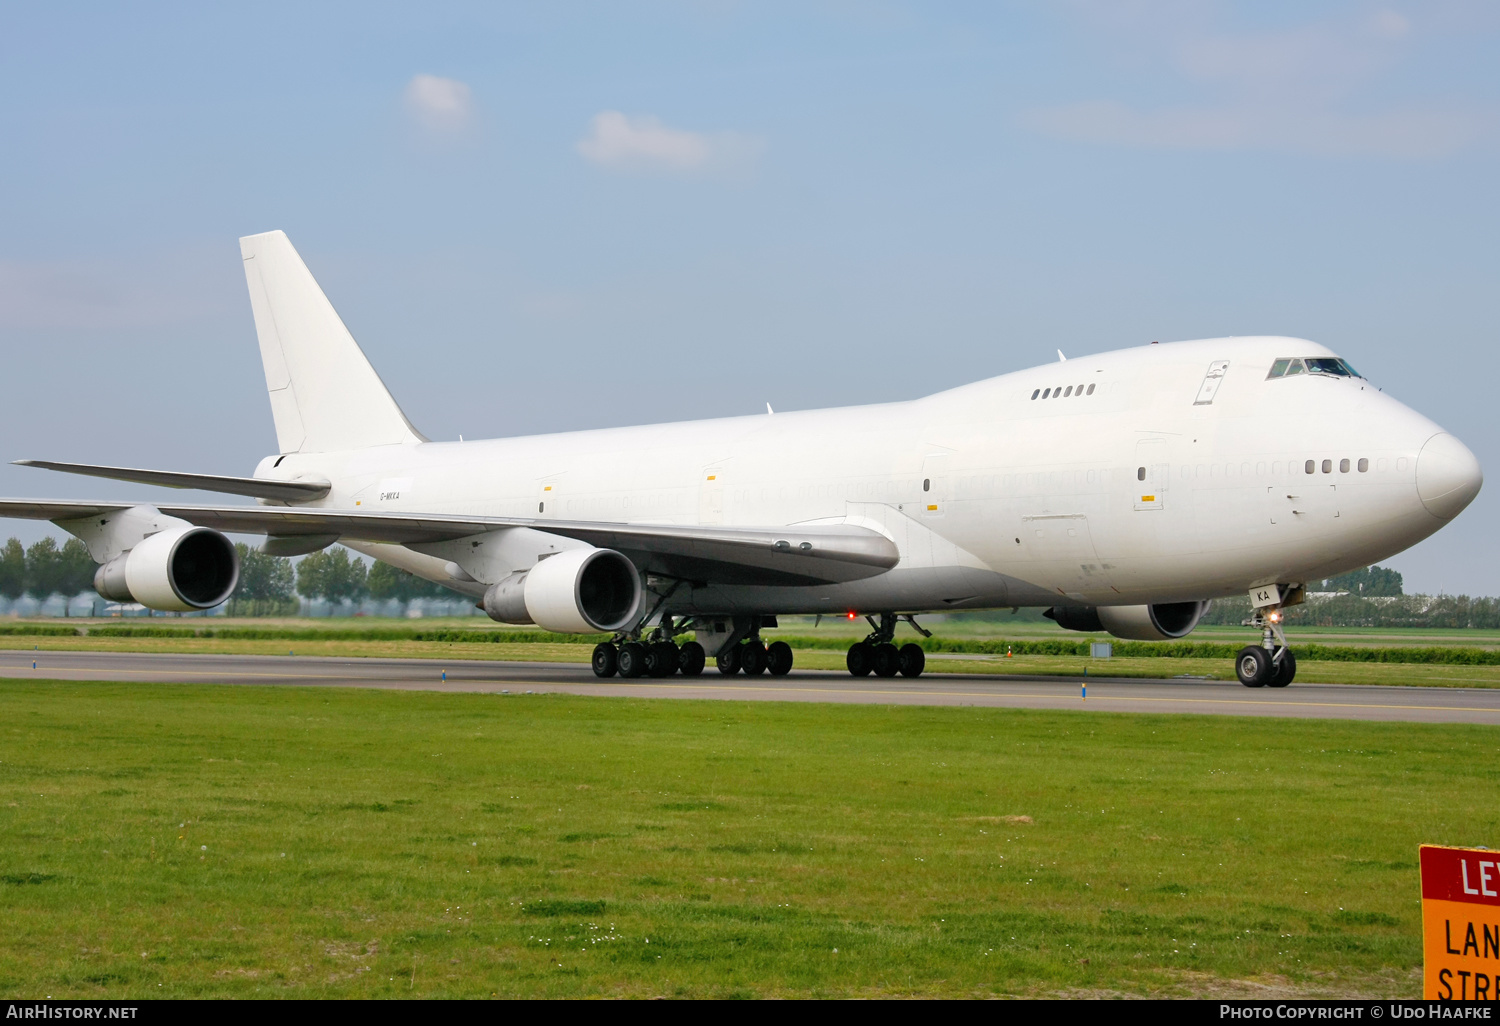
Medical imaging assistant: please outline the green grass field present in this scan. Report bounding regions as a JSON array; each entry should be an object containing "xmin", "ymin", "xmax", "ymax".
[{"xmin": 3, "ymin": 680, "xmax": 1497, "ymax": 998}]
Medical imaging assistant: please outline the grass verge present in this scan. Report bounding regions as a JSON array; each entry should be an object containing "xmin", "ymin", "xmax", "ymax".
[{"xmin": 1, "ymin": 681, "xmax": 1493, "ymax": 997}]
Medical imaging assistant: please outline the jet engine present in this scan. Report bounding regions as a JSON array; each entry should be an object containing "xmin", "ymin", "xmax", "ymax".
[
  {"xmin": 482, "ymin": 547, "xmax": 641, "ymax": 633},
  {"xmin": 94, "ymin": 526, "xmax": 240, "ymax": 611},
  {"xmin": 1045, "ymin": 600, "xmax": 1210, "ymax": 641}
]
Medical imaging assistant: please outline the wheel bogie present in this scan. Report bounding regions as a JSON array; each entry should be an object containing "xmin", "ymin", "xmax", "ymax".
[{"xmin": 847, "ymin": 641, "xmax": 874, "ymax": 676}]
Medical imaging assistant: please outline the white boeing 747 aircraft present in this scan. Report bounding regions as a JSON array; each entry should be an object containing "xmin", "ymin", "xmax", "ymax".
[{"xmin": 1, "ymin": 232, "xmax": 1483, "ymax": 686}]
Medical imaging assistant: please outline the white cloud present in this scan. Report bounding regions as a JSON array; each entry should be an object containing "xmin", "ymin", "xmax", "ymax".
[
  {"xmin": 576, "ymin": 111, "xmax": 762, "ymax": 175},
  {"xmin": 1026, "ymin": 8, "xmax": 1488, "ymax": 159},
  {"xmin": 404, "ymin": 74, "xmax": 473, "ymax": 132}
]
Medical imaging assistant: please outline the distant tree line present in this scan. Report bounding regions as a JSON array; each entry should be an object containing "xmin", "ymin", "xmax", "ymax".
[{"xmin": 0, "ymin": 537, "xmax": 97, "ymax": 614}]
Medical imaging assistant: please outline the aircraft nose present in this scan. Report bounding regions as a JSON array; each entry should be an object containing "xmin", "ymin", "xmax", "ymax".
[{"xmin": 1416, "ymin": 432, "xmax": 1483, "ymax": 520}]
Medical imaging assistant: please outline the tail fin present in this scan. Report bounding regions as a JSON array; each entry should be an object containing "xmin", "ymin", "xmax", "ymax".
[{"xmin": 240, "ymin": 230, "xmax": 426, "ymax": 453}]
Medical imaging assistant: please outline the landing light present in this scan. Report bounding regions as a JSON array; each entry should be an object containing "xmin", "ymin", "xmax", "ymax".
[{"xmin": 1268, "ymin": 610, "xmax": 1282, "ymax": 623}]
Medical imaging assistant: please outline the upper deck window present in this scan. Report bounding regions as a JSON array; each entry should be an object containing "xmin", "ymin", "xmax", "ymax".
[{"xmin": 1266, "ymin": 356, "xmax": 1362, "ymax": 380}]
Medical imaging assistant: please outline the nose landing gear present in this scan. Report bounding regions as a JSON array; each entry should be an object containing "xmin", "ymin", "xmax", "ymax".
[{"xmin": 1236, "ymin": 606, "xmax": 1296, "ymax": 688}]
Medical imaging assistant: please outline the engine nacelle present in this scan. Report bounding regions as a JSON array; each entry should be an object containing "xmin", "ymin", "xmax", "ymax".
[
  {"xmin": 481, "ymin": 547, "xmax": 640, "ymax": 633},
  {"xmin": 1047, "ymin": 600, "xmax": 1210, "ymax": 641},
  {"xmin": 94, "ymin": 526, "xmax": 240, "ymax": 611}
]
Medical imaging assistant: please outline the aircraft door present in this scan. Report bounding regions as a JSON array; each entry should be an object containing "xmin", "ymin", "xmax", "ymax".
[
  {"xmin": 920, "ymin": 454, "xmax": 950, "ymax": 518},
  {"xmin": 1134, "ymin": 440, "xmax": 1169, "ymax": 511}
]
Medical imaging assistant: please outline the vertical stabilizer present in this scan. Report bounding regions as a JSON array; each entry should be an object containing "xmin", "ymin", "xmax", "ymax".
[{"xmin": 240, "ymin": 231, "xmax": 426, "ymax": 453}]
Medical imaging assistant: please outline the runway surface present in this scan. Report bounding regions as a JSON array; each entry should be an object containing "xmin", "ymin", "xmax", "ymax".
[{"xmin": 4, "ymin": 649, "xmax": 1500, "ymax": 724}]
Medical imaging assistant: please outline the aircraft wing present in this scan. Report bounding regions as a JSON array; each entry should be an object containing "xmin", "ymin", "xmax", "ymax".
[{"xmin": 0, "ymin": 500, "xmax": 899, "ymax": 586}]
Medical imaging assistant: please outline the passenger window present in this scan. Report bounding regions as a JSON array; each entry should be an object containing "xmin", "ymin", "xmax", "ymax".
[
  {"xmin": 1339, "ymin": 458, "xmax": 1350, "ymax": 473},
  {"xmin": 1076, "ymin": 383, "xmax": 1084, "ymax": 394},
  {"xmin": 1267, "ymin": 359, "xmax": 1291, "ymax": 379},
  {"xmin": 1064, "ymin": 386, "xmax": 1073, "ymax": 397},
  {"xmin": 1137, "ymin": 467, "xmax": 1145, "ymax": 481},
  {"xmin": 1358, "ymin": 458, "xmax": 1369, "ymax": 472},
  {"xmin": 1031, "ymin": 389, "xmax": 1040, "ymax": 400},
  {"xmin": 1321, "ymin": 459, "xmax": 1332, "ymax": 473},
  {"xmin": 1042, "ymin": 388, "xmax": 1050, "ymax": 398},
  {"xmin": 1054, "ymin": 387, "xmax": 1062, "ymax": 398},
  {"xmin": 1305, "ymin": 460, "xmax": 1315, "ymax": 474},
  {"xmin": 1086, "ymin": 383, "xmax": 1095, "ymax": 395},
  {"xmin": 923, "ymin": 479, "xmax": 930, "ymax": 492}
]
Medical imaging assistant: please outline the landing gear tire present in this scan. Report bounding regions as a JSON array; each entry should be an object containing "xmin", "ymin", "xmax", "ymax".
[
  {"xmin": 647, "ymin": 641, "xmax": 680, "ymax": 678},
  {"xmin": 619, "ymin": 642, "xmax": 648, "ymax": 679},
  {"xmin": 873, "ymin": 642, "xmax": 901, "ymax": 678},
  {"xmin": 898, "ymin": 643, "xmax": 925, "ymax": 678},
  {"xmin": 740, "ymin": 640, "xmax": 768, "ymax": 676},
  {"xmin": 591, "ymin": 643, "xmax": 618, "ymax": 678},
  {"xmin": 716, "ymin": 645, "xmax": 742, "ymax": 675},
  {"xmin": 1236, "ymin": 646, "xmax": 1273, "ymax": 687},
  {"xmin": 766, "ymin": 641, "xmax": 793, "ymax": 676},
  {"xmin": 847, "ymin": 641, "xmax": 874, "ymax": 677},
  {"xmin": 1268, "ymin": 649, "xmax": 1296, "ymax": 688},
  {"xmin": 679, "ymin": 641, "xmax": 706, "ymax": 677}
]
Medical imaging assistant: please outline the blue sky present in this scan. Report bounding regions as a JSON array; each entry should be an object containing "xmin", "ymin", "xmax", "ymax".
[{"xmin": 0, "ymin": 1, "xmax": 1496, "ymax": 593}]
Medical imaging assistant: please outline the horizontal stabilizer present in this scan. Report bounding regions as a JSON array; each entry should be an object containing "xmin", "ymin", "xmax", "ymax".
[{"xmin": 13, "ymin": 460, "xmax": 330, "ymax": 502}]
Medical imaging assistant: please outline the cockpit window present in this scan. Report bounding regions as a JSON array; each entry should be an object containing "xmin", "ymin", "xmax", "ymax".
[{"xmin": 1267, "ymin": 356, "xmax": 1362, "ymax": 380}]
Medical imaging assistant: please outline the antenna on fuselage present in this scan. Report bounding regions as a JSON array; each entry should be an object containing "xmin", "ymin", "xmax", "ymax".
[{"xmin": 1057, "ymin": 349, "xmax": 1067, "ymax": 362}]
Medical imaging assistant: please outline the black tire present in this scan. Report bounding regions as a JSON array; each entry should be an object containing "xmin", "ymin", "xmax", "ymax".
[
  {"xmin": 591, "ymin": 643, "xmax": 618, "ymax": 678},
  {"xmin": 766, "ymin": 641, "xmax": 793, "ymax": 676},
  {"xmin": 1236, "ymin": 645, "xmax": 1272, "ymax": 687},
  {"xmin": 741, "ymin": 640, "xmax": 768, "ymax": 676},
  {"xmin": 716, "ymin": 644, "xmax": 742, "ymax": 676},
  {"xmin": 1268, "ymin": 649, "xmax": 1296, "ymax": 688},
  {"xmin": 898, "ymin": 643, "xmax": 925, "ymax": 678},
  {"xmin": 679, "ymin": 641, "xmax": 706, "ymax": 677},
  {"xmin": 618, "ymin": 642, "xmax": 648, "ymax": 679},
  {"xmin": 847, "ymin": 641, "xmax": 874, "ymax": 677},
  {"xmin": 647, "ymin": 641, "xmax": 679, "ymax": 678},
  {"xmin": 873, "ymin": 642, "xmax": 901, "ymax": 678}
]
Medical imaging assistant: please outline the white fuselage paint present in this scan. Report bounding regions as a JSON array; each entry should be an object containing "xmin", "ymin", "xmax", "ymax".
[{"xmin": 257, "ymin": 336, "xmax": 1476, "ymax": 618}]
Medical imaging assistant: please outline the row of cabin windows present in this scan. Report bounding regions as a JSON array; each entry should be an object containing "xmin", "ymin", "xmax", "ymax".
[
  {"xmin": 1307, "ymin": 458, "xmax": 1368, "ymax": 474},
  {"xmin": 1031, "ymin": 383, "xmax": 1096, "ymax": 400},
  {"xmin": 1137, "ymin": 457, "xmax": 1377, "ymax": 481}
]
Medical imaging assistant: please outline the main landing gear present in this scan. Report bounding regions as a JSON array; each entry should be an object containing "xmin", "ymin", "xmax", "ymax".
[
  {"xmin": 714, "ymin": 632, "xmax": 794, "ymax": 677},
  {"xmin": 845, "ymin": 612, "xmax": 926, "ymax": 679},
  {"xmin": 591, "ymin": 616, "xmax": 708, "ymax": 680},
  {"xmin": 1235, "ymin": 607, "xmax": 1296, "ymax": 688}
]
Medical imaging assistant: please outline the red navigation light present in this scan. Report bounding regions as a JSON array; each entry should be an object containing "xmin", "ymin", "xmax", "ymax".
[{"xmin": 846, "ymin": 611, "xmax": 857, "ymax": 620}]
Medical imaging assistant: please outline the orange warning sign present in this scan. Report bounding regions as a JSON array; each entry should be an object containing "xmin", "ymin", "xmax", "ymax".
[{"xmin": 1421, "ymin": 844, "xmax": 1500, "ymax": 1000}]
